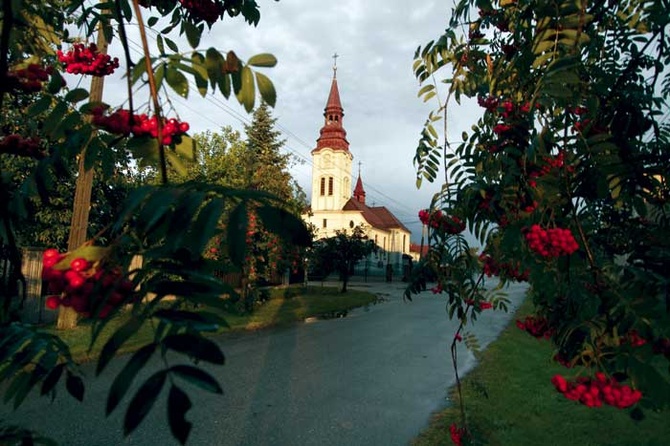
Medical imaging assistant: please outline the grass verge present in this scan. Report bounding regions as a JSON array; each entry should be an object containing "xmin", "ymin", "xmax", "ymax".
[
  {"xmin": 412, "ymin": 298, "xmax": 670, "ymax": 446},
  {"xmin": 53, "ymin": 285, "xmax": 377, "ymax": 362}
]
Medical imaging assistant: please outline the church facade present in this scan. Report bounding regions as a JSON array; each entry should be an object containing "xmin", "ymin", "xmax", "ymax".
[{"xmin": 302, "ymin": 67, "xmax": 411, "ymax": 275}]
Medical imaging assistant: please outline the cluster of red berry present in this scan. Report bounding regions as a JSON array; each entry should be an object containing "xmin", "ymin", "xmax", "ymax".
[
  {"xmin": 419, "ymin": 209, "xmax": 466, "ymax": 234},
  {"xmin": 486, "ymin": 99, "xmax": 535, "ymax": 136},
  {"xmin": 57, "ymin": 43, "xmax": 119, "ymax": 76},
  {"xmin": 478, "ymin": 96, "xmax": 533, "ymax": 117},
  {"xmin": 449, "ymin": 423, "xmax": 465, "ymax": 446},
  {"xmin": 551, "ymin": 373, "xmax": 642, "ymax": 409},
  {"xmin": 524, "ymin": 224, "xmax": 579, "ymax": 258},
  {"xmin": 4, "ymin": 64, "xmax": 52, "ymax": 93},
  {"xmin": 0, "ymin": 134, "xmax": 45, "ymax": 159},
  {"xmin": 41, "ymin": 249, "xmax": 134, "ymax": 318},
  {"xmin": 553, "ymin": 352, "xmax": 573, "ymax": 368},
  {"xmin": 516, "ymin": 315, "xmax": 554, "ymax": 339},
  {"xmin": 464, "ymin": 298, "xmax": 493, "ymax": 310},
  {"xmin": 179, "ymin": 0, "xmax": 224, "ymax": 25},
  {"xmin": 479, "ymin": 253, "xmax": 530, "ymax": 281},
  {"xmin": 91, "ymin": 108, "xmax": 190, "ymax": 144},
  {"xmin": 621, "ymin": 330, "xmax": 647, "ymax": 347},
  {"xmin": 478, "ymin": 7, "xmax": 509, "ymax": 32},
  {"xmin": 570, "ymin": 106, "xmax": 608, "ymax": 135},
  {"xmin": 527, "ymin": 152, "xmax": 573, "ymax": 187}
]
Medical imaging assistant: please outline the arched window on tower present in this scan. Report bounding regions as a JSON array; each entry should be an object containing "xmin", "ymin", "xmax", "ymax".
[
  {"xmin": 320, "ymin": 177, "xmax": 326, "ymax": 196},
  {"xmin": 328, "ymin": 177, "xmax": 334, "ymax": 196}
]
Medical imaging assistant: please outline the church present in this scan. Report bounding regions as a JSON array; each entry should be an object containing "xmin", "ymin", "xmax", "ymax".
[{"xmin": 302, "ymin": 64, "xmax": 411, "ymax": 276}]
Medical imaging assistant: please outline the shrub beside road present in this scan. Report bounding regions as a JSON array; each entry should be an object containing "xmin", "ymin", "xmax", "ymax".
[{"xmin": 412, "ymin": 299, "xmax": 670, "ymax": 446}]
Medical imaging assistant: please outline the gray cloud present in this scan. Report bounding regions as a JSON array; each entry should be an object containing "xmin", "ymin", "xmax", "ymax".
[{"xmin": 95, "ymin": 0, "xmax": 481, "ymax": 243}]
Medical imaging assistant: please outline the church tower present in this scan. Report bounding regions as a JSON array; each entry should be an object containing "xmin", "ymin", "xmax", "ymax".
[{"xmin": 310, "ymin": 60, "xmax": 353, "ymax": 212}]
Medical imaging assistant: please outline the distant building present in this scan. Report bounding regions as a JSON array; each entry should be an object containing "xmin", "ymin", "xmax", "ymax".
[
  {"xmin": 409, "ymin": 242, "xmax": 429, "ymax": 262},
  {"xmin": 302, "ymin": 63, "xmax": 411, "ymax": 276}
]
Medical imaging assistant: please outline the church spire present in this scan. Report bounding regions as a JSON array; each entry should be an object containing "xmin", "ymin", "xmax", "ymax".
[
  {"xmin": 314, "ymin": 55, "xmax": 349, "ymax": 152},
  {"xmin": 353, "ymin": 162, "xmax": 366, "ymax": 205}
]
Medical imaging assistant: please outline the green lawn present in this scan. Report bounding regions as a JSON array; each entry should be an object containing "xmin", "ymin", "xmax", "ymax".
[
  {"xmin": 54, "ymin": 285, "xmax": 378, "ymax": 362},
  {"xmin": 412, "ymin": 298, "xmax": 670, "ymax": 446}
]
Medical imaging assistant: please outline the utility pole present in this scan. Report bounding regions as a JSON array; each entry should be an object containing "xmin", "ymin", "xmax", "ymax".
[{"xmin": 57, "ymin": 27, "xmax": 108, "ymax": 330}]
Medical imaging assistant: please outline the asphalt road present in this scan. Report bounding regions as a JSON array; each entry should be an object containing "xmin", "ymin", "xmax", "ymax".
[{"xmin": 1, "ymin": 279, "xmax": 527, "ymax": 446}]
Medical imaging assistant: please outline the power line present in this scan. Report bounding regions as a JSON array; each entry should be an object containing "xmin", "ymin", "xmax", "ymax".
[{"xmin": 113, "ymin": 28, "xmax": 426, "ymax": 220}]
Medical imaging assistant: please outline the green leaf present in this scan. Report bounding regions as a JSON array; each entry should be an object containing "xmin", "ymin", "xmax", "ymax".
[
  {"xmin": 124, "ymin": 371, "xmax": 168, "ymax": 436},
  {"xmin": 112, "ymin": 185, "xmax": 153, "ymax": 232},
  {"xmin": 52, "ymin": 111, "xmax": 83, "ymax": 140},
  {"xmin": 132, "ymin": 57, "xmax": 148, "ymax": 83},
  {"xmin": 163, "ymin": 333, "xmax": 225, "ymax": 365},
  {"xmin": 103, "ymin": 22, "xmax": 114, "ymax": 44},
  {"xmin": 165, "ymin": 66, "xmax": 189, "ymax": 98},
  {"xmin": 156, "ymin": 34, "xmax": 165, "ymax": 55},
  {"xmin": 165, "ymin": 37, "xmax": 179, "ymax": 53},
  {"xmin": 47, "ymin": 70, "xmax": 65, "ymax": 94},
  {"xmin": 191, "ymin": 52, "xmax": 209, "ymax": 96},
  {"xmin": 165, "ymin": 150, "xmax": 188, "ymax": 176},
  {"xmin": 96, "ymin": 317, "xmax": 144, "ymax": 375},
  {"xmin": 205, "ymin": 47, "xmax": 224, "ymax": 90},
  {"xmin": 189, "ymin": 197, "xmax": 224, "ymax": 253},
  {"xmin": 417, "ymin": 84, "xmax": 435, "ymax": 98},
  {"xmin": 42, "ymin": 101, "xmax": 68, "ymax": 139},
  {"xmin": 106, "ymin": 343, "xmax": 158, "ymax": 415},
  {"xmin": 184, "ymin": 294, "xmax": 234, "ymax": 319},
  {"xmin": 154, "ymin": 63, "xmax": 165, "ymax": 90},
  {"xmin": 119, "ymin": 0, "xmax": 132, "ymax": 21},
  {"xmin": 236, "ymin": 66, "xmax": 255, "ymax": 112},
  {"xmin": 173, "ymin": 135, "xmax": 196, "ymax": 161},
  {"xmin": 40, "ymin": 363, "xmax": 64, "ymax": 397},
  {"xmin": 54, "ymin": 245, "xmax": 109, "ymax": 270},
  {"xmin": 5, "ymin": 372, "xmax": 30, "ymax": 409},
  {"xmin": 227, "ymin": 201, "xmax": 248, "ymax": 267},
  {"xmin": 255, "ymin": 71, "xmax": 276, "ymax": 107},
  {"xmin": 27, "ymin": 96, "xmax": 52, "ymax": 117},
  {"xmin": 126, "ymin": 136, "xmax": 160, "ymax": 167},
  {"xmin": 247, "ymin": 53, "xmax": 277, "ymax": 67},
  {"xmin": 422, "ymin": 91, "xmax": 437, "ymax": 102},
  {"xmin": 169, "ymin": 365, "xmax": 222, "ymax": 394},
  {"xmin": 218, "ymin": 73, "xmax": 231, "ymax": 99},
  {"xmin": 183, "ymin": 20, "xmax": 201, "ymax": 49},
  {"xmin": 153, "ymin": 309, "xmax": 223, "ymax": 331},
  {"xmin": 147, "ymin": 16, "xmax": 158, "ymax": 27},
  {"xmin": 256, "ymin": 205, "xmax": 312, "ymax": 246},
  {"xmin": 65, "ymin": 371, "xmax": 84, "ymax": 402},
  {"xmin": 168, "ymin": 385, "xmax": 192, "ymax": 445}
]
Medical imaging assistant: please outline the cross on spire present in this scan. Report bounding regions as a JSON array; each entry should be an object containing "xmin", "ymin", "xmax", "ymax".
[
  {"xmin": 332, "ymin": 52, "xmax": 339, "ymax": 77},
  {"xmin": 358, "ymin": 161, "xmax": 362, "ymax": 176}
]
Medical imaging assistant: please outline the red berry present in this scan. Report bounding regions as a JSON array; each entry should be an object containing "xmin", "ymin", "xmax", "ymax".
[
  {"xmin": 45, "ymin": 295, "xmax": 60, "ymax": 310},
  {"xmin": 70, "ymin": 257, "xmax": 90, "ymax": 272}
]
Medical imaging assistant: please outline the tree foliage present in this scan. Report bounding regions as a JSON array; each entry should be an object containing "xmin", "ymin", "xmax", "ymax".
[
  {"xmin": 410, "ymin": 0, "xmax": 670, "ymax": 440},
  {"xmin": 309, "ymin": 225, "xmax": 377, "ymax": 293},
  {"xmin": 0, "ymin": 0, "xmax": 311, "ymax": 444}
]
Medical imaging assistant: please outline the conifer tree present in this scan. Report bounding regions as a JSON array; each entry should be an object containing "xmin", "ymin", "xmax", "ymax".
[{"xmin": 243, "ymin": 102, "xmax": 305, "ymax": 214}]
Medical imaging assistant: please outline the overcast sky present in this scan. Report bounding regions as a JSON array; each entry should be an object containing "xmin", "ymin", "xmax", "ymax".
[{"xmin": 99, "ymin": 0, "xmax": 482, "ymax": 243}]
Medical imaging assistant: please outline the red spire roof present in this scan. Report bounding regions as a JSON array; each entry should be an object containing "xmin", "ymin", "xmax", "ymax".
[
  {"xmin": 314, "ymin": 70, "xmax": 349, "ymax": 152},
  {"xmin": 353, "ymin": 174, "xmax": 366, "ymax": 204}
]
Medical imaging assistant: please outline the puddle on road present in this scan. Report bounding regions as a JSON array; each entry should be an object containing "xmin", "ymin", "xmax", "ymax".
[{"xmin": 304, "ymin": 294, "xmax": 389, "ymax": 323}]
